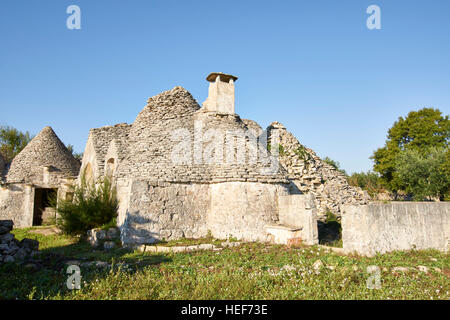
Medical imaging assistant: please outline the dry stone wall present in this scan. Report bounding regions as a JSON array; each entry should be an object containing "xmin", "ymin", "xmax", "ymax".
[{"xmin": 87, "ymin": 123, "xmax": 131, "ymax": 177}]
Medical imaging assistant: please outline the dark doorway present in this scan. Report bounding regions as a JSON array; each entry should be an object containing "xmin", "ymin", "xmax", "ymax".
[{"xmin": 33, "ymin": 188, "xmax": 57, "ymax": 226}]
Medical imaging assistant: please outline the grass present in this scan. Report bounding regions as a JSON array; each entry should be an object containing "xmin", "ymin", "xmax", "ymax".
[{"xmin": 0, "ymin": 226, "xmax": 448, "ymax": 300}]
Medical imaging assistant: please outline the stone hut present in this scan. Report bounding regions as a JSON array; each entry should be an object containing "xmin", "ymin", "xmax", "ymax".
[
  {"xmin": 0, "ymin": 126, "xmax": 80, "ymax": 227},
  {"xmin": 80, "ymin": 72, "xmax": 368, "ymax": 246}
]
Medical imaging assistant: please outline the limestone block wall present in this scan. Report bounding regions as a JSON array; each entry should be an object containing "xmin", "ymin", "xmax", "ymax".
[
  {"xmin": 118, "ymin": 179, "xmax": 317, "ymax": 246},
  {"xmin": 278, "ymin": 194, "xmax": 318, "ymax": 245},
  {"xmin": 208, "ymin": 182, "xmax": 289, "ymax": 242},
  {"xmin": 0, "ymin": 184, "xmax": 34, "ymax": 228},
  {"xmin": 119, "ymin": 181, "xmax": 211, "ymax": 246},
  {"xmin": 342, "ymin": 202, "xmax": 450, "ymax": 256}
]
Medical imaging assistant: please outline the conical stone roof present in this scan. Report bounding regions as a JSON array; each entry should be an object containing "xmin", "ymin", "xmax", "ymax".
[{"xmin": 6, "ymin": 126, "xmax": 80, "ymax": 183}]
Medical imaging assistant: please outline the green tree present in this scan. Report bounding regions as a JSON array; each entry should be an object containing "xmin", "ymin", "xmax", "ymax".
[
  {"xmin": 0, "ymin": 126, "xmax": 33, "ymax": 163},
  {"xmin": 66, "ymin": 143, "xmax": 83, "ymax": 161},
  {"xmin": 394, "ymin": 147, "xmax": 449, "ymax": 201},
  {"xmin": 372, "ymin": 108, "xmax": 449, "ymax": 193}
]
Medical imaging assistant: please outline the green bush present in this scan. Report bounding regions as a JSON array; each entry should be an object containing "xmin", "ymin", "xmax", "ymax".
[
  {"xmin": 55, "ymin": 176, "xmax": 119, "ymax": 235},
  {"xmin": 347, "ymin": 171, "xmax": 384, "ymax": 197}
]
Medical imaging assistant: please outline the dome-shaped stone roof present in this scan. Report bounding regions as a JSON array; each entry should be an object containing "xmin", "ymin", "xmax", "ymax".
[
  {"xmin": 134, "ymin": 86, "xmax": 200, "ymax": 126},
  {"xmin": 6, "ymin": 126, "xmax": 80, "ymax": 183},
  {"xmin": 116, "ymin": 87, "xmax": 288, "ymax": 184}
]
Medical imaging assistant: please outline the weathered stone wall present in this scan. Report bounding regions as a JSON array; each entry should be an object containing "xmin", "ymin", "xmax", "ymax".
[
  {"xmin": 278, "ymin": 194, "xmax": 318, "ymax": 245},
  {"xmin": 118, "ymin": 180, "xmax": 317, "ymax": 246},
  {"xmin": 208, "ymin": 182, "xmax": 289, "ymax": 242},
  {"xmin": 81, "ymin": 123, "xmax": 130, "ymax": 180},
  {"xmin": 119, "ymin": 181, "xmax": 211, "ymax": 246},
  {"xmin": 342, "ymin": 202, "xmax": 450, "ymax": 256},
  {"xmin": 267, "ymin": 122, "xmax": 370, "ymax": 219},
  {"xmin": 0, "ymin": 184, "xmax": 34, "ymax": 228},
  {"xmin": 0, "ymin": 154, "xmax": 5, "ymax": 182}
]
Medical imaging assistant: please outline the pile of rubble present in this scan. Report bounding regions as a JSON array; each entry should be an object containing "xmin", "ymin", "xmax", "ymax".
[
  {"xmin": 268, "ymin": 122, "xmax": 371, "ymax": 219},
  {"xmin": 87, "ymin": 227, "xmax": 120, "ymax": 250},
  {"xmin": 0, "ymin": 220, "xmax": 39, "ymax": 264}
]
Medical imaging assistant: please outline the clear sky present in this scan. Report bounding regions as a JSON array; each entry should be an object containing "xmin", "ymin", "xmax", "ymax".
[{"xmin": 1, "ymin": 0, "xmax": 449, "ymax": 173}]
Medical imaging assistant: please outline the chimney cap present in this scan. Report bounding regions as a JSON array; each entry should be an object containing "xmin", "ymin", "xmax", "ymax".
[{"xmin": 206, "ymin": 72, "xmax": 238, "ymax": 83}]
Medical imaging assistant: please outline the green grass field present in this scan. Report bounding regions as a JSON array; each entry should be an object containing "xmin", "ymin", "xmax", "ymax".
[{"xmin": 0, "ymin": 227, "xmax": 448, "ymax": 300}]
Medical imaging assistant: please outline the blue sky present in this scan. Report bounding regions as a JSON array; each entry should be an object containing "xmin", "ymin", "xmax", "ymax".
[{"xmin": 1, "ymin": 0, "xmax": 449, "ymax": 173}]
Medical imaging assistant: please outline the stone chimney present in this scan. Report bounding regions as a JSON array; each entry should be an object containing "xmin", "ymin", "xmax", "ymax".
[{"xmin": 202, "ymin": 72, "xmax": 238, "ymax": 114}]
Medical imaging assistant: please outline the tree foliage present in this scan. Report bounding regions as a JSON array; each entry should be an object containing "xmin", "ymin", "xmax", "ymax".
[
  {"xmin": 0, "ymin": 126, "xmax": 33, "ymax": 163},
  {"xmin": 394, "ymin": 147, "xmax": 449, "ymax": 201},
  {"xmin": 372, "ymin": 108, "xmax": 449, "ymax": 193}
]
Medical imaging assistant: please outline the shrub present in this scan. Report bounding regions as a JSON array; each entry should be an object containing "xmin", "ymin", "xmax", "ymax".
[
  {"xmin": 347, "ymin": 171, "xmax": 384, "ymax": 197},
  {"xmin": 55, "ymin": 176, "xmax": 119, "ymax": 235}
]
